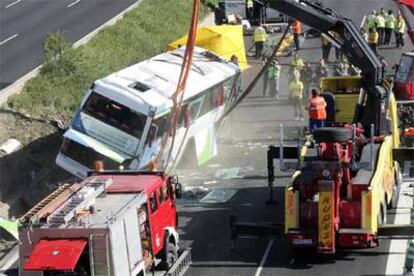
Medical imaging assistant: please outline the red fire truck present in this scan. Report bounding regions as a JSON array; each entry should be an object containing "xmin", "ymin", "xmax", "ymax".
[{"xmin": 18, "ymin": 171, "xmax": 190, "ymax": 276}]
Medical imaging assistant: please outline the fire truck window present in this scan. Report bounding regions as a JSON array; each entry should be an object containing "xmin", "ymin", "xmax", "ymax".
[
  {"xmin": 158, "ymin": 187, "xmax": 164, "ymax": 205},
  {"xmin": 149, "ymin": 193, "xmax": 157, "ymax": 213}
]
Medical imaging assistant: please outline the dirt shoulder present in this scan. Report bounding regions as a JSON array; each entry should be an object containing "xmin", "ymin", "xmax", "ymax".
[{"xmin": 0, "ymin": 111, "xmax": 72, "ymax": 220}]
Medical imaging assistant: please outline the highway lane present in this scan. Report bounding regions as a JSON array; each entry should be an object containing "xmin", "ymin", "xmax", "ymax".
[{"xmin": 0, "ymin": 0, "xmax": 137, "ymax": 89}]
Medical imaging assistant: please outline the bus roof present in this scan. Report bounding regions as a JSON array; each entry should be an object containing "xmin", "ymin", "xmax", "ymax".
[{"xmin": 94, "ymin": 47, "xmax": 239, "ymax": 115}]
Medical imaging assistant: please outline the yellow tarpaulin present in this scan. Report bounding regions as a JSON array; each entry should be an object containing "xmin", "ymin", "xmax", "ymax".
[{"xmin": 167, "ymin": 25, "xmax": 249, "ymax": 70}]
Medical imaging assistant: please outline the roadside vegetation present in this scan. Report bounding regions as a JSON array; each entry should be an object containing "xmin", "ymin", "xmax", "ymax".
[{"xmin": 8, "ymin": 0, "xmax": 208, "ymax": 120}]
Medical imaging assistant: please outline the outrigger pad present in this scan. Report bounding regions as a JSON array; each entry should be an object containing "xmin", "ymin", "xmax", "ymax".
[
  {"xmin": 268, "ymin": 145, "xmax": 299, "ymax": 159},
  {"xmin": 393, "ymin": 147, "xmax": 414, "ymax": 162}
]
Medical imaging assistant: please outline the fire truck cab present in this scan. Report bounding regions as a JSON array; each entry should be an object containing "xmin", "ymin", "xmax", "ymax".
[{"xmin": 18, "ymin": 171, "xmax": 186, "ymax": 276}]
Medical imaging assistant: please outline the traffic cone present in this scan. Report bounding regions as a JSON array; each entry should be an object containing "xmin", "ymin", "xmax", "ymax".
[{"xmin": 405, "ymin": 240, "xmax": 414, "ymax": 272}]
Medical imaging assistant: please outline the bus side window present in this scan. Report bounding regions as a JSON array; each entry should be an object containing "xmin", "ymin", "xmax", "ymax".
[
  {"xmin": 188, "ymin": 96, "xmax": 203, "ymax": 120},
  {"xmin": 149, "ymin": 192, "xmax": 158, "ymax": 213},
  {"xmin": 199, "ymin": 88, "xmax": 215, "ymax": 116}
]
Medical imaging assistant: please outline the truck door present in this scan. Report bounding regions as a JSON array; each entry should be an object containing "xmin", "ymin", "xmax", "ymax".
[{"xmin": 147, "ymin": 186, "xmax": 176, "ymax": 256}]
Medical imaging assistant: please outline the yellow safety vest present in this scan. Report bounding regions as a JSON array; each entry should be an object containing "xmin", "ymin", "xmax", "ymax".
[
  {"xmin": 367, "ymin": 14, "xmax": 376, "ymax": 28},
  {"xmin": 368, "ymin": 31, "xmax": 379, "ymax": 44},
  {"xmin": 254, "ymin": 27, "xmax": 267, "ymax": 42},
  {"xmin": 376, "ymin": 15, "xmax": 385, "ymax": 28},
  {"xmin": 396, "ymin": 17, "xmax": 407, "ymax": 33},
  {"xmin": 385, "ymin": 14, "xmax": 396, "ymax": 29}
]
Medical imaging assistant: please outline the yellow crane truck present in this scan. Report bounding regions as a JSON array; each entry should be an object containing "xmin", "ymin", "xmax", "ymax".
[{"xmin": 231, "ymin": 0, "xmax": 414, "ymax": 254}]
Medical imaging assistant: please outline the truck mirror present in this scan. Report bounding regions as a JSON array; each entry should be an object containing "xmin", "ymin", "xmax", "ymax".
[
  {"xmin": 175, "ymin": 182, "xmax": 183, "ymax": 199},
  {"xmin": 168, "ymin": 175, "xmax": 182, "ymax": 199}
]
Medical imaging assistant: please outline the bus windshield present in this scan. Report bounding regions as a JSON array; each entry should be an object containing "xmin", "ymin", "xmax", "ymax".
[{"xmin": 82, "ymin": 92, "xmax": 147, "ymax": 138}]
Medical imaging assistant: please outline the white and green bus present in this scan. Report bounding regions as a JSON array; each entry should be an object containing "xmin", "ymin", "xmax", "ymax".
[{"xmin": 56, "ymin": 47, "xmax": 241, "ymax": 178}]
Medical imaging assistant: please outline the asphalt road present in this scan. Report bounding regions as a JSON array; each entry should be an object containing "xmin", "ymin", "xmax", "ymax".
[
  {"xmin": 174, "ymin": 1, "xmax": 414, "ymax": 276},
  {"xmin": 1, "ymin": 0, "xmax": 412, "ymax": 275},
  {"xmin": 0, "ymin": 0, "xmax": 137, "ymax": 89}
]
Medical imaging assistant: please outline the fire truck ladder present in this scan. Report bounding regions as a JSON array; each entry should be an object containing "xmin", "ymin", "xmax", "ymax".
[
  {"xmin": 19, "ymin": 183, "xmax": 76, "ymax": 224},
  {"xmin": 47, "ymin": 178, "xmax": 113, "ymax": 225}
]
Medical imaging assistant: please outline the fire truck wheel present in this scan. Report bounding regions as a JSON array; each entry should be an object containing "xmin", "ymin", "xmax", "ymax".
[
  {"xmin": 162, "ymin": 242, "xmax": 178, "ymax": 270},
  {"xmin": 313, "ymin": 127, "xmax": 352, "ymax": 143}
]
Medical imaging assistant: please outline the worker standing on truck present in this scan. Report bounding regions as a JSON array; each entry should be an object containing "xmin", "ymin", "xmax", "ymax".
[
  {"xmin": 385, "ymin": 10, "xmax": 396, "ymax": 45},
  {"xmin": 289, "ymin": 71, "xmax": 304, "ymax": 121},
  {"xmin": 376, "ymin": 9, "xmax": 386, "ymax": 45},
  {"xmin": 291, "ymin": 19, "xmax": 302, "ymax": 51},
  {"xmin": 308, "ymin": 88, "xmax": 327, "ymax": 133},
  {"xmin": 368, "ymin": 27, "xmax": 379, "ymax": 54},
  {"xmin": 396, "ymin": 11, "xmax": 406, "ymax": 48},
  {"xmin": 254, "ymin": 23, "xmax": 267, "ymax": 59}
]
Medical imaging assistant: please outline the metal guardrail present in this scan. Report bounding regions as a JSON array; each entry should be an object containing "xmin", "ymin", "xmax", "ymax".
[{"xmin": 165, "ymin": 248, "xmax": 192, "ymax": 276}]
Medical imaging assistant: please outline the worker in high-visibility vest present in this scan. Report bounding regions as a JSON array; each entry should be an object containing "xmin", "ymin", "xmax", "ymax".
[
  {"xmin": 308, "ymin": 88, "xmax": 327, "ymax": 133},
  {"xmin": 253, "ymin": 23, "xmax": 267, "ymax": 59},
  {"xmin": 395, "ymin": 12, "xmax": 406, "ymax": 48},
  {"xmin": 246, "ymin": 0, "xmax": 253, "ymax": 20},
  {"xmin": 291, "ymin": 19, "xmax": 302, "ymax": 51},
  {"xmin": 368, "ymin": 27, "xmax": 379, "ymax": 54},
  {"xmin": 267, "ymin": 60, "xmax": 281, "ymax": 99},
  {"xmin": 376, "ymin": 10, "xmax": 386, "ymax": 45},
  {"xmin": 384, "ymin": 10, "xmax": 396, "ymax": 45},
  {"xmin": 366, "ymin": 10, "xmax": 377, "ymax": 29},
  {"xmin": 289, "ymin": 71, "xmax": 304, "ymax": 121}
]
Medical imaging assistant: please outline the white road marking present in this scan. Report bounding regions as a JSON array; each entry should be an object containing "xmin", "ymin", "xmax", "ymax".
[
  {"xmin": 0, "ymin": 245, "xmax": 18, "ymax": 272},
  {"xmin": 254, "ymin": 238, "xmax": 274, "ymax": 276},
  {"xmin": 0, "ymin": 34, "xmax": 18, "ymax": 46},
  {"xmin": 385, "ymin": 165, "xmax": 412, "ymax": 275},
  {"xmin": 67, "ymin": 0, "xmax": 80, "ymax": 8},
  {"xmin": 5, "ymin": 0, "xmax": 22, "ymax": 9}
]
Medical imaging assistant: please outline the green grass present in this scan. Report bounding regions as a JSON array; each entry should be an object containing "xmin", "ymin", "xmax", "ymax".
[{"xmin": 9, "ymin": 0, "xmax": 208, "ymax": 120}]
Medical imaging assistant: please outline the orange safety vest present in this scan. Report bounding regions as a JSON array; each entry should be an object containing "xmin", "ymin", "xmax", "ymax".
[
  {"xmin": 309, "ymin": 96, "xmax": 327, "ymax": 120},
  {"xmin": 292, "ymin": 20, "xmax": 301, "ymax": 34}
]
